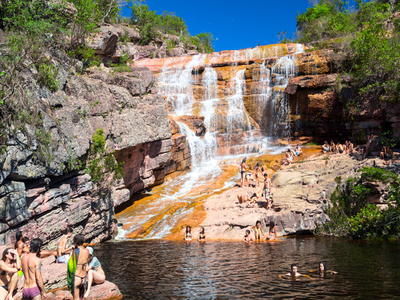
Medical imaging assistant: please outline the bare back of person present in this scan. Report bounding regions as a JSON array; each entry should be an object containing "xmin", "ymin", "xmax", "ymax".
[
  {"xmin": 73, "ymin": 247, "xmax": 89, "ymax": 299},
  {"xmin": 57, "ymin": 236, "xmax": 67, "ymax": 258},
  {"xmin": 21, "ymin": 253, "xmax": 43, "ymax": 300}
]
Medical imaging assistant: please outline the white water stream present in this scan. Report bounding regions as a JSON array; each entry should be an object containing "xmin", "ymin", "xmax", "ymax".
[{"xmin": 117, "ymin": 44, "xmax": 304, "ymax": 240}]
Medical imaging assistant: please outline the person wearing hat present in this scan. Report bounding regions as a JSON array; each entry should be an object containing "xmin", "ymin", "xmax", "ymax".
[{"xmin": 84, "ymin": 247, "xmax": 105, "ymax": 298}]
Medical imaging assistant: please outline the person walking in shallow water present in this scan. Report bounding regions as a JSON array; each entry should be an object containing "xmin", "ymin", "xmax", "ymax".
[{"xmin": 239, "ymin": 158, "xmax": 247, "ymax": 187}]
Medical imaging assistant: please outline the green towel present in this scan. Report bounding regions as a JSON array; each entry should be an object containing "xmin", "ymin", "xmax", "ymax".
[{"xmin": 67, "ymin": 249, "xmax": 78, "ymax": 292}]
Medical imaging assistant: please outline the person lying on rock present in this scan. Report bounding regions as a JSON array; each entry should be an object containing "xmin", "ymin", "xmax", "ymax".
[
  {"xmin": 21, "ymin": 238, "xmax": 46, "ymax": 300},
  {"xmin": 0, "ymin": 248, "xmax": 20, "ymax": 300},
  {"xmin": 184, "ymin": 226, "xmax": 192, "ymax": 241},
  {"xmin": 265, "ymin": 221, "xmax": 277, "ymax": 241},
  {"xmin": 83, "ymin": 247, "xmax": 106, "ymax": 299},
  {"xmin": 243, "ymin": 230, "xmax": 253, "ymax": 242},
  {"xmin": 237, "ymin": 193, "xmax": 258, "ymax": 204},
  {"xmin": 198, "ymin": 227, "xmax": 206, "ymax": 242},
  {"xmin": 251, "ymin": 221, "xmax": 264, "ymax": 240}
]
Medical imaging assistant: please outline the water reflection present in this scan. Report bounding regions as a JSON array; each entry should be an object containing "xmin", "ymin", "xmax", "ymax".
[{"xmin": 95, "ymin": 237, "xmax": 400, "ymax": 299}]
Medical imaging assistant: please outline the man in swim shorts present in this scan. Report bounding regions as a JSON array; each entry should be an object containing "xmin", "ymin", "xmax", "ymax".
[
  {"xmin": 21, "ymin": 238, "xmax": 46, "ymax": 299},
  {"xmin": 263, "ymin": 173, "xmax": 271, "ymax": 208},
  {"xmin": 56, "ymin": 226, "xmax": 73, "ymax": 263}
]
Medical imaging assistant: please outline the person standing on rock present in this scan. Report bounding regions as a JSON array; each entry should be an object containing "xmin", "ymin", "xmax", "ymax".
[
  {"xmin": 263, "ymin": 173, "xmax": 271, "ymax": 209},
  {"xmin": 21, "ymin": 238, "xmax": 46, "ymax": 300},
  {"xmin": 68, "ymin": 234, "xmax": 90, "ymax": 300},
  {"xmin": 13, "ymin": 231, "xmax": 24, "ymax": 257},
  {"xmin": 239, "ymin": 158, "xmax": 247, "ymax": 187},
  {"xmin": 0, "ymin": 248, "xmax": 20, "ymax": 300}
]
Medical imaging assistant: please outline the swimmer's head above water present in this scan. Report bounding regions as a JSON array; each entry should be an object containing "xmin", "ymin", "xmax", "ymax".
[{"xmin": 319, "ymin": 262, "xmax": 327, "ymax": 274}]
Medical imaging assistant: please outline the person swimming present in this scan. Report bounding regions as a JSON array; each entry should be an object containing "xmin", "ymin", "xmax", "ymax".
[
  {"xmin": 251, "ymin": 221, "xmax": 264, "ymax": 240},
  {"xmin": 243, "ymin": 229, "xmax": 253, "ymax": 242},
  {"xmin": 314, "ymin": 262, "xmax": 338, "ymax": 277},
  {"xmin": 198, "ymin": 227, "xmax": 206, "ymax": 242},
  {"xmin": 185, "ymin": 226, "xmax": 192, "ymax": 241}
]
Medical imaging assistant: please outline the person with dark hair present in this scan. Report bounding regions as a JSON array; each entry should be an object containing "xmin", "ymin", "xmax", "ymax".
[
  {"xmin": 239, "ymin": 158, "xmax": 247, "ymax": 187},
  {"xmin": 243, "ymin": 229, "xmax": 253, "ymax": 242},
  {"xmin": 21, "ymin": 237, "xmax": 30, "ymax": 256},
  {"xmin": 68, "ymin": 234, "xmax": 89, "ymax": 300},
  {"xmin": 184, "ymin": 226, "xmax": 192, "ymax": 241},
  {"xmin": 198, "ymin": 227, "xmax": 206, "ymax": 242},
  {"xmin": 313, "ymin": 262, "xmax": 337, "ymax": 277},
  {"xmin": 266, "ymin": 221, "xmax": 277, "ymax": 241},
  {"xmin": 263, "ymin": 173, "xmax": 271, "ymax": 209},
  {"xmin": 56, "ymin": 226, "xmax": 73, "ymax": 263},
  {"xmin": 110, "ymin": 219, "xmax": 119, "ymax": 239},
  {"xmin": 21, "ymin": 238, "xmax": 46, "ymax": 299},
  {"xmin": 14, "ymin": 231, "xmax": 24, "ymax": 256},
  {"xmin": 287, "ymin": 264, "xmax": 301, "ymax": 277},
  {"xmin": 83, "ymin": 247, "xmax": 105, "ymax": 299},
  {"xmin": 251, "ymin": 221, "xmax": 264, "ymax": 240},
  {"xmin": 282, "ymin": 149, "xmax": 293, "ymax": 165},
  {"xmin": 0, "ymin": 248, "xmax": 20, "ymax": 300}
]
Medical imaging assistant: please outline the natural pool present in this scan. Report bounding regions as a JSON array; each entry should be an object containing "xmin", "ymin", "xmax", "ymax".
[{"xmin": 95, "ymin": 237, "xmax": 400, "ymax": 299}]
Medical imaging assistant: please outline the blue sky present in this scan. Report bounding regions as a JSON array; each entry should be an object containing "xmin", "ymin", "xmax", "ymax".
[{"xmin": 122, "ymin": 0, "xmax": 314, "ymax": 52}]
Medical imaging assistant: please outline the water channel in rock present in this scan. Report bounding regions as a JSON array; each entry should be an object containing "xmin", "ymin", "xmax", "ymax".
[{"xmin": 96, "ymin": 237, "xmax": 400, "ymax": 299}]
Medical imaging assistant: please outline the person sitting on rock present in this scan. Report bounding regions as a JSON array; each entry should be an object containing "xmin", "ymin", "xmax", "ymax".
[
  {"xmin": 84, "ymin": 247, "xmax": 106, "ymax": 299},
  {"xmin": 266, "ymin": 221, "xmax": 277, "ymax": 241},
  {"xmin": 251, "ymin": 221, "xmax": 264, "ymax": 240},
  {"xmin": 243, "ymin": 230, "xmax": 253, "ymax": 242},
  {"xmin": 348, "ymin": 141, "xmax": 354, "ymax": 154},
  {"xmin": 56, "ymin": 226, "xmax": 74, "ymax": 263},
  {"xmin": 294, "ymin": 144, "xmax": 303, "ymax": 156},
  {"xmin": 322, "ymin": 141, "xmax": 330, "ymax": 153},
  {"xmin": 380, "ymin": 146, "xmax": 387, "ymax": 159},
  {"xmin": 263, "ymin": 173, "xmax": 271, "ymax": 209},
  {"xmin": 337, "ymin": 143, "xmax": 344, "ymax": 154},
  {"xmin": 386, "ymin": 146, "xmax": 393, "ymax": 159},
  {"xmin": 282, "ymin": 149, "xmax": 293, "ymax": 165},
  {"xmin": 330, "ymin": 140, "xmax": 337, "ymax": 153},
  {"xmin": 184, "ymin": 226, "xmax": 192, "ymax": 241},
  {"xmin": 0, "ymin": 248, "xmax": 20, "ymax": 300},
  {"xmin": 198, "ymin": 227, "xmax": 206, "ymax": 242}
]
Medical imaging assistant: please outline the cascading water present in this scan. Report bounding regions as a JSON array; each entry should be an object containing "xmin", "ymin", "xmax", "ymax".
[{"xmin": 117, "ymin": 44, "xmax": 305, "ymax": 240}]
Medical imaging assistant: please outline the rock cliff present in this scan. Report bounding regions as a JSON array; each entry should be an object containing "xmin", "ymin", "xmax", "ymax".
[{"xmin": 0, "ymin": 49, "xmax": 189, "ymax": 246}]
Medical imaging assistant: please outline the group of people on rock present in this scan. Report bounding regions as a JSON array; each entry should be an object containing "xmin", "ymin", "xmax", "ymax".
[
  {"xmin": 0, "ymin": 228, "xmax": 106, "ymax": 300},
  {"xmin": 243, "ymin": 220, "xmax": 277, "ymax": 242},
  {"xmin": 238, "ymin": 159, "xmax": 272, "ymax": 209},
  {"xmin": 321, "ymin": 140, "xmax": 354, "ymax": 155},
  {"xmin": 282, "ymin": 144, "xmax": 303, "ymax": 165}
]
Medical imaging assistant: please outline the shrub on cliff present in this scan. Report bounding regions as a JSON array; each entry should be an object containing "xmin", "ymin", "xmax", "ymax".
[
  {"xmin": 316, "ymin": 167, "xmax": 400, "ymax": 239},
  {"xmin": 85, "ymin": 128, "xmax": 125, "ymax": 189}
]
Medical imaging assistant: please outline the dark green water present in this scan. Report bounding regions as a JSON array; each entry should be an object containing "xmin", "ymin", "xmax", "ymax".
[{"xmin": 95, "ymin": 237, "xmax": 400, "ymax": 299}]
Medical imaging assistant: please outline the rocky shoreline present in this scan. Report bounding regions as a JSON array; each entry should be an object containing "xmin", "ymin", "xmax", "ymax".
[{"xmin": 189, "ymin": 151, "xmax": 399, "ymax": 241}]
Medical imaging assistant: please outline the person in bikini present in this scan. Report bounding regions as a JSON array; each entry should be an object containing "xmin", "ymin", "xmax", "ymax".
[
  {"xmin": 239, "ymin": 158, "xmax": 247, "ymax": 187},
  {"xmin": 322, "ymin": 141, "xmax": 330, "ymax": 153},
  {"xmin": 83, "ymin": 247, "xmax": 105, "ymax": 299},
  {"xmin": 294, "ymin": 144, "xmax": 303, "ymax": 156},
  {"xmin": 265, "ymin": 221, "xmax": 277, "ymax": 241},
  {"xmin": 21, "ymin": 238, "xmax": 46, "ymax": 300},
  {"xmin": 184, "ymin": 226, "xmax": 192, "ymax": 241},
  {"xmin": 69, "ymin": 234, "xmax": 89, "ymax": 300},
  {"xmin": 251, "ymin": 221, "xmax": 264, "ymax": 240},
  {"xmin": 56, "ymin": 226, "xmax": 73, "ymax": 263},
  {"xmin": 282, "ymin": 149, "xmax": 293, "ymax": 165},
  {"xmin": 263, "ymin": 173, "xmax": 271, "ymax": 209},
  {"xmin": 0, "ymin": 248, "xmax": 20, "ymax": 300},
  {"xmin": 243, "ymin": 230, "xmax": 253, "ymax": 242},
  {"xmin": 198, "ymin": 227, "xmax": 206, "ymax": 242}
]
